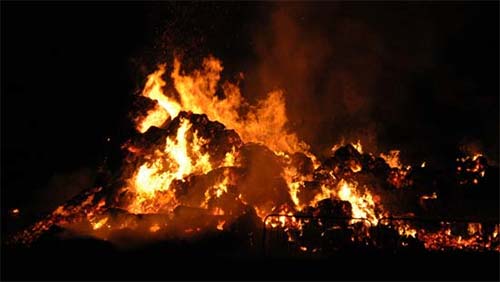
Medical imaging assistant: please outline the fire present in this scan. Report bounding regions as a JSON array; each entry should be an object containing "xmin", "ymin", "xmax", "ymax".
[
  {"xmin": 282, "ymin": 164, "xmax": 311, "ymax": 209},
  {"xmin": 136, "ymin": 64, "xmax": 181, "ymax": 132},
  {"xmin": 310, "ymin": 184, "xmax": 334, "ymax": 207},
  {"xmin": 420, "ymin": 192, "xmax": 438, "ymax": 201},
  {"xmin": 352, "ymin": 140, "xmax": 363, "ymax": 154},
  {"xmin": 331, "ymin": 139, "xmax": 363, "ymax": 154},
  {"xmin": 350, "ymin": 163, "xmax": 362, "ymax": 173},
  {"xmin": 202, "ymin": 169, "xmax": 231, "ymax": 209},
  {"xmin": 456, "ymin": 152, "xmax": 488, "ymax": 186},
  {"xmin": 223, "ymin": 148, "xmax": 237, "ymax": 167},
  {"xmin": 139, "ymin": 56, "xmax": 308, "ymax": 154},
  {"xmin": 396, "ymin": 222, "xmax": 417, "ymax": 238},
  {"xmin": 380, "ymin": 150, "xmax": 402, "ymax": 169},
  {"xmin": 212, "ymin": 207, "xmax": 225, "ymax": 216},
  {"xmin": 9, "ymin": 54, "xmax": 499, "ymax": 255},
  {"xmin": 467, "ymin": 223, "xmax": 482, "ymax": 235},
  {"xmin": 91, "ymin": 217, "xmax": 108, "ymax": 230},
  {"xmin": 149, "ymin": 224, "xmax": 161, "ymax": 233},
  {"xmin": 336, "ymin": 180, "xmax": 379, "ymax": 226},
  {"xmin": 417, "ymin": 222, "xmax": 498, "ymax": 251},
  {"xmin": 217, "ymin": 220, "xmax": 225, "ymax": 231},
  {"xmin": 127, "ymin": 117, "xmax": 212, "ymax": 213}
]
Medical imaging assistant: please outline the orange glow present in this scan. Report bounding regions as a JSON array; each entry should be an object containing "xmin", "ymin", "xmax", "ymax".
[
  {"xmin": 396, "ymin": 222, "xmax": 417, "ymax": 238},
  {"xmin": 380, "ymin": 150, "xmax": 402, "ymax": 169},
  {"xmin": 91, "ymin": 217, "xmax": 108, "ymax": 230},
  {"xmin": 352, "ymin": 140, "xmax": 363, "ymax": 154},
  {"xmin": 416, "ymin": 222, "xmax": 498, "ymax": 251},
  {"xmin": 162, "ymin": 56, "xmax": 308, "ymax": 154},
  {"xmin": 216, "ymin": 220, "xmax": 225, "ymax": 231},
  {"xmin": 420, "ymin": 192, "xmax": 437, "ymax": 201},
  {"xmin": 202, "ymin": 169, "xmax": 231, "ymax": 209},
  {"xmin": 136, "ymin": 64, "xmax": 181, "ymax": 132},
  {"xmin": 223, "ymin": 148, "xmax": 237, "ymax": 167},
  {"xmin": 127, "ymin": 117, "xmax": 212, "ymax": 214},
  {"xmin": 456, "ymin": 152, "xmax": 488, "ymax": 186},
  {"xmin": 331, "ymin": 140, "xmax": 363, "ymax": 154},
  {"xmin": 149, "ymin": 224, "xmax": 161, "ymax": 233},
  {"xmin": 9, "ymin": 55, "xmax": 499, "ymax": 255},
  {"xmin": 336, "ymin": 180, "xmax": 379, "ymax": 226}
]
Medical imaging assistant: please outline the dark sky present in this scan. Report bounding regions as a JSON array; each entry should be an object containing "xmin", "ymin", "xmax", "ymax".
[{"xmin": 2, "ymin": 2, "xmax": 498, "ymax": 213}]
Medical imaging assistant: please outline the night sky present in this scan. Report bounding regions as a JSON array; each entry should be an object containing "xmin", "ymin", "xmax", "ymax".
[{"xmin": 2, "ymin": 2, "xmax": 498, "ymax": 216}]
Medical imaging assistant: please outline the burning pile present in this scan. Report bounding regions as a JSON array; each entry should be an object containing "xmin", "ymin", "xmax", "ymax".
[{"xmin": 9, "ymin": 55, "xmax": 499, "ymax": 253}]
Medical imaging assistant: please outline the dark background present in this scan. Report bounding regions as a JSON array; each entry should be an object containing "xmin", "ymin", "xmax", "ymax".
[{"xmin": 2, "ymin": 2, "xmax": 498, "ymax": 218}]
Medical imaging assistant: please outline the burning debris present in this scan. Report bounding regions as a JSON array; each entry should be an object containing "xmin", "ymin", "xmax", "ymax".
[
  {"xmin": 456, "ymin": 153, "xmax": 488, "ymax": 186},
  {"xmin": 7, "ymin": 55, "xmax": 499, "ymax": 255}
]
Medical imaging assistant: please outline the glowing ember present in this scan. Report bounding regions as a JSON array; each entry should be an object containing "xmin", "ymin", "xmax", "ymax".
[
  {"xmin": 149, "ymin": 224, "xmax": 161, "ymax": 233},
  {"xmin": 396, "ymin": 223, "xmax": 417, "ymax": 238},
  {"xmin": 91, "ymin": 217, "xmax": 108, "ymax": 230},
  {"xmin": 456, "ymin": 152, "xmax": 488, "ymax": 186},
  {"xmin": 380, "ymin": 150, "xmax": 402, "ymax": 169},
  {"xmin": 420, "ymin": 192, "xmax": 438, "ymax": 201},
  {"xmin": 216, "ymin": 220, "xmax": 225, "ymax": 231}
]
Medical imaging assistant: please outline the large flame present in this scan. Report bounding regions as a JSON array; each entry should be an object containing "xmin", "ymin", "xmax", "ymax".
[
  {"xmin": 336, "ymin": 180, "xmax": 379, "ymax": 225},
  {"xmin": 128, "ymin": 117, "xmax": 212, "ymax": 213},
  {"xmin": 138, "ymin": 56, "xmax": 308, "ymax": 154}
]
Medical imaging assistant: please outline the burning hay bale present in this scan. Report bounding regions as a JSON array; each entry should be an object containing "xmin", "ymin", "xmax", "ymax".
[
  {"xmin": 290, "ymin": 152, "xmax": 315, "ymax": 176},
  {"xmin": 6, "ymin": 54, "xmax": 499, "ymax": 256},
  {"xmin": 237, "ymin": 143, "xmax": 296, "ymax": 215}
]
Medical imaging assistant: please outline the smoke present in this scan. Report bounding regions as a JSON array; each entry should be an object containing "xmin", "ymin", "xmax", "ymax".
[
  {"xmin": 243, "ymin": 3, "xmax": 498, "ymax": 164},
  {"xmin": 129, "ymin": 2, "xmax": 498, "ymax": 168},
  {"xmin": 243, "ymin": 3, "xmax": 382, "ymax": 157},
  {"xmin": 140, "ymin": 2, "xmax": 497, "ymax": 164}
]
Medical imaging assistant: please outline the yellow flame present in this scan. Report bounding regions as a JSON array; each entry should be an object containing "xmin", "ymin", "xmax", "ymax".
[
  {"xmin": 380, "ymin": 150, "xmax": 402, "ymax": 169},
  {"xmin": 467, "ymin": 223, "xmax": 482, "ymax": 235},
  {"xmin": 352, "ymin": 140, "xmax": 363, "ymax": 154},
  {"xmin": 282, "ymin": 164, "xmax": 313, "ymax": 209},
  {"xmin": 217, "ymin": 220, "xmax": 225, "ymax": 231},
  {"xmin": 223, "ymin": 147, "xmax": 237, "ymax": 167},
  {"xmin": 137, "ymin": 64, "xmax": 181, "ymax": 132},
  {"xmin": 350, "ymin": 162, "xmax": 362, "ymax": 172},
  {"xmin": 472, "ymin": 153, "xmax": 483, "ymax": 161},
  {"xmin": 202, "ymin": 168, "xmax": 233, "ymax": 209},
  {"xmin": 92, "ymin": 217, "xmax": 108, "ymax": 230},
  {"xmin": 396, "ymin": 222, "xmax": 417, "ymax": 238},
  {"xmin": 128, "ymin": 118, "xmax": 212, "ymax": 213},
  {"xmin": 139, "ymin": 56, "xmax": 309, "ymax": 155},
  {"xmin": 331, "ymin": 139, "xmax": 363, "ymax": 154},
  {"xmin": 336, "ymin": 180, "xmax": 379, "ymax": 226}
]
